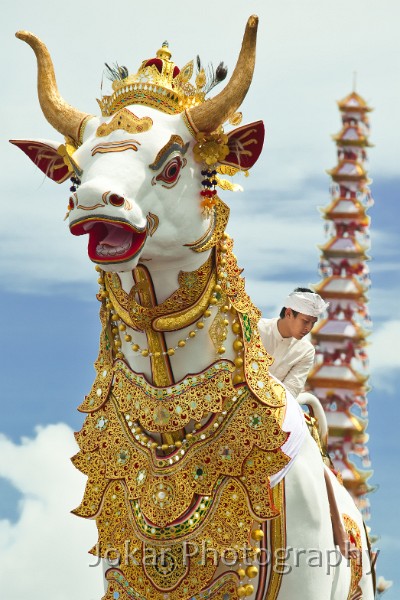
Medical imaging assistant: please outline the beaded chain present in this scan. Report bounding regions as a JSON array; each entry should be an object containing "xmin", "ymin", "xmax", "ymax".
[{"xmin": 122, "ymin": 384, "xmax": 247, "ymax": 457}]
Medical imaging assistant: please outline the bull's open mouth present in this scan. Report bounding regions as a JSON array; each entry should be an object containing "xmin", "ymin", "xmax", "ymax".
[{"xmin": 70, "ymin": 217, "xmax": 146, "ymax": 264}]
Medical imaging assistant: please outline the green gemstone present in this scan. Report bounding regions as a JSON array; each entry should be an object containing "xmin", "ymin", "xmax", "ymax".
[{"xmin": 153, "ymin": 405, "xmax": 170, "ymax": 425}]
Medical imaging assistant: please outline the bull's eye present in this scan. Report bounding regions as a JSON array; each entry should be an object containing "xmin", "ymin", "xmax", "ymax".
[
  {"xmin": 109, "ymin": 194, "xmax": 125, "ymax": 207},
  {"xmin": 156, "ymin": 156, "xmax": 183, "ymax": 186}
]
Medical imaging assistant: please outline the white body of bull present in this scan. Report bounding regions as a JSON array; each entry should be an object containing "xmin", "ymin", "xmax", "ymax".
[{"xmin": 12, "ymin": 17, "xmax": 375, "ymax": 600}]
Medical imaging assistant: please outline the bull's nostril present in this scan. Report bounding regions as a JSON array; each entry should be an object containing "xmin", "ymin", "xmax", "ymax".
[{"xmin": 109, "ymin": 193, "xmax": 125, "ymax": 207}]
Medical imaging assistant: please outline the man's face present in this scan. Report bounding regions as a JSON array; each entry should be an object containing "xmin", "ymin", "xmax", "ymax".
[{"xmin": 286, "ymin": 309, "xmax": 317, "ymax": 340}]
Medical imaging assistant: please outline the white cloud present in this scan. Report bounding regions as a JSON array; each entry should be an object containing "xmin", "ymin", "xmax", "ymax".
[
  {"xmin": 369, "ymin": 288, "xmax": 400, "ymax": 321},
  {"xmin": 369, "ymin": 320, "xmax": 400, "ymax": 372},
  {"xmin": 0, "ymin": 178, "xmax": 96, "ymax": 294},
  {"xmin": 229, "ymin": 199, "xmax": 323, "ymax": 280},
  {"xmin": 378, "ymin": 534, "xmax": 400, "ymax": 552},
  {"xmin": 241, "ymin": 278, "xmax": 299, "ymax": 316},
  {"xmin": 368, "ymin": 320, "xmax": 400, "ymax": 392},
  {"xmin": 0, "ymin": 424, "xmax": 104, "ymax": 600}
]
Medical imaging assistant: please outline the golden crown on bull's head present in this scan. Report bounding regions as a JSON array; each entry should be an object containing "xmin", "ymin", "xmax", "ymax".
[{"xmin": 98, "ymin": 42, "xmax": 212, "ymax": 117}]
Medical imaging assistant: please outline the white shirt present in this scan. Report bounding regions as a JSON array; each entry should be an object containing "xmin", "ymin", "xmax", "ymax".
[{"xmin": 258, "ymin": 317, "xmax": 315, "ymax": 398}]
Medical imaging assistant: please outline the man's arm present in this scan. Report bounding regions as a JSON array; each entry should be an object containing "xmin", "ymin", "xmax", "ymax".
[{"xmin": 281, "ymin": 347, "xmax": 315, "ymax": 398}]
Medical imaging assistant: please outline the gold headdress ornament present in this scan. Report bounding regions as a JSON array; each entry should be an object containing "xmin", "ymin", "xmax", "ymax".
[
  {"xmin": 16, "ymin": 15, "xmax": 258, "ymax": 141},
  {"xmin": 98, "ymin": 42, "xmax": 206, "ymax": 117},
  {"xmin": 99, "ymin": 13, "xmax": 258, "ymax": 125}
]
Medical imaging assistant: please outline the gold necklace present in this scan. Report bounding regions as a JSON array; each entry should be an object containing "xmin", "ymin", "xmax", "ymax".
[
  {"xmin": 100, "ymin": 252, "xmax": 214, "ymax": 331},
  {"xmin": 96, "ymin": 237, "xmax": 233, "ymax": 359}
]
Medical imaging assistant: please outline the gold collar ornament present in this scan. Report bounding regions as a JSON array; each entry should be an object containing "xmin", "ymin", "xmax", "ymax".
[{"xmin": 102, "ymin": 252, "xmax": 214, "ymax": 332}]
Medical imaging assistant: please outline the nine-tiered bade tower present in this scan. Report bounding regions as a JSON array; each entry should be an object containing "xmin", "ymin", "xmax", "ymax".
[{"xmin": 307, "ymin": 91, "xmax": 374, "ymax": 519}]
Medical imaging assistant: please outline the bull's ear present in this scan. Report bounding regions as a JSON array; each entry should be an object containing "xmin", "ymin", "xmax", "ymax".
[
  {"xmin": 9, "ymin": 139, "xmax": 72, "ymax": 183},
  {"xmin": 221, "ymin": 121, "xmax": 265, "ymax": 170}
]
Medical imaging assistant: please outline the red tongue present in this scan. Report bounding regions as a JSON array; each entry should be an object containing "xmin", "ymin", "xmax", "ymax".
[{"xmin": 99, "ymin": 224, "xmax": 132, "ymax": 247}]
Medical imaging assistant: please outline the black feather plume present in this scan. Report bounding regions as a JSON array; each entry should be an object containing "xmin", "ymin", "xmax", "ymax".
[
  {"xmin": 204, "ymin": 61, "xmax": 228, "ymax": 94},
  {"xmin": 196, "ymin": 56, "xmax": 228, "ymax": 94},
  {"xmin": 215, "ymin": 62, "xmax": 228, "ymax": 84},
  {"xmin": 104, "ymin": 62, "xmax": 129, "ymax": 82}
]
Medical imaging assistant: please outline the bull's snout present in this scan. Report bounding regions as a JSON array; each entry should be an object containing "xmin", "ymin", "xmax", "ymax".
[{"xmin": 68, "ymin": 185, "xmax": 147, "ymax": 266}]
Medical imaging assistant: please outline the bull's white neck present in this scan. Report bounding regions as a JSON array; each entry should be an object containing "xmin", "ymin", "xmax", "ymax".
[
  {"xmin": 118, "ymin": 250, "xmax": 212, "ymax": 303},
  {"xmin": 107, "ymin": 245, "xmax": 238, "ymax": 383}
]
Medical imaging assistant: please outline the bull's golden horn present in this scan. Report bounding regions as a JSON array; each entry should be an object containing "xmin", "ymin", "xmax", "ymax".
[
  {"xmin": 186, "ymin": 15, "xmax": 259, "ymax": 133},
  {"xmin": 16, "ymin": 31, "xmax": 92, "ymax": 144}
]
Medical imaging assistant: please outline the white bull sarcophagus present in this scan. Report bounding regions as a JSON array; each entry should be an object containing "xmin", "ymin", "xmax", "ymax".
[{"xmin": 11, "ymin": 15, "xmax": 375, "ymax": 600}]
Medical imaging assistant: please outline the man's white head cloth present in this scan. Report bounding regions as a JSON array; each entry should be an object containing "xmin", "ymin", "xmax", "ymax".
[{"xmin": 284, "ymin": 291, "xmax": 329, "ymax": 318}]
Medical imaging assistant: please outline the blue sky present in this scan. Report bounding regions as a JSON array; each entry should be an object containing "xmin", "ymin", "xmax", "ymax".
[{"xmin": 1, "ymin": 1, "xmax": 399, "ymax": 598}]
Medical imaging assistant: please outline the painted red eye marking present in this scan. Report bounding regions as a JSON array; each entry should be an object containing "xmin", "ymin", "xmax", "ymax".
[
  {"xmin": 156, "ymin": 156, "xmax": 183, "ymax": 185},
  {"xmin": 109, "ymin": 194, "xmax": 125, "ymax": 207}
]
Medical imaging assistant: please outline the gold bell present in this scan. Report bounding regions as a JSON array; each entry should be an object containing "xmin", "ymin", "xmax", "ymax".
[
  {"xmin": 245, "ymin": 565, "xmax": 258, "ymax": 579},
  {"xmin": 232, "ymin": 322, "xmax": 241, "ymax": 334},
  {"xmin": 251, "ymin": 528, "xmax": 264, "ymax": 541},
  {"xmin": 233, "ymin": 339, "xmax": 243, "ymax": 351}
]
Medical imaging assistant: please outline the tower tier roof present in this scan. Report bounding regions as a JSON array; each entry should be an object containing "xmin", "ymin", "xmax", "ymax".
[
  {"xmin": 314, "ymin": 276, "xmax": 367, "ymax": 300},
  {"xmin": 333, "ymin": 124, "xmax": 372, "ymax": 147},
  {"xmin": 326, "ymin": 410, "xmax": 366, "ymax": 433},
  {"xmin": 337, "ymin": 91, "xmax": 372, "ymax": 113},
  {"xmin": 313, "ymin": 317, "xmax": 368, "ymax": 341},
  {"xmin": 319, "ymin": 236, "xmax": 368, "ymax": 259},
  {"xmin": 308, "ymin": 362, "xmax": 367, "ymax": 389},
  {"xmin": 323, "ymin": 198, "xmax": 367, "ymax": 220},
  {"xmin": 328, "ymin": 159, "xmax": 369, "ymax": 182}
]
